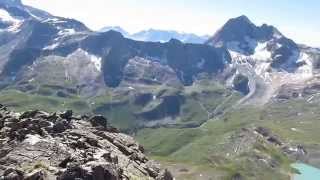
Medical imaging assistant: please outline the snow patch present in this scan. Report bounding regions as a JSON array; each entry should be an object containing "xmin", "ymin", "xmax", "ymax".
[
  {"xmin": 307, "ymin": 95, "xmax": 314, "ymax": 103},
  {"xmin": 295, "ymin": 52, "xmax": 313, "ymax": 78},
  {"xmin": 0, "ymin": 9, "xmax": 17, "ymax": 22},
  {"xmin": 7, "ymin": 21, "xmax": 23, "ymax": 32},
  {"xmin": 226, "ymin": 36, "xmax": 257, "ymax": 54},
  {"xmin": 288, "ymin": 147, "xmax": 298, "ymax": 152},
  {"xmin": 25, "ymin": 9, "xmax": 42, "ymax": 21},
  {"xmin": 227, "ymin": 40, "xmax": 316, "ymax": 106},
  {"xmin": 228, "ymin": 42, "xmax": 313, "ymax": 84},
  {"xmin": 255, "ymin": 62, "xmax": 271, "ymax": 81},
  {"xmin": 58, "ymin": 28, "xmax": 76, "ymax": 36},
  {"xmin": 197, "ymin": 58, "xmax": 205, "ymax": 68},
  {"xmin": 0, "ymin": 8, "xmax": 22, "ymax": 32},
  {"xmin": 226, "ymin": 41, "xmax": 245, "ymax": 54},
  {"xmin": 28, "ymin": 78, "xmax": 35, "ymax": 82},
  {"xmin": 89, "ymin": 54, "xmax": 102, "ymax": 71},
  {"xmin": 43, "ymin": 18, "xmax": 67, "ymax": 24},
  {"xmin": 43, "ymin": 42, "xmax": 60, "ymax": 50},
  {"xmin": 251, "ymin": 42, "xmax": 272, "ymax": 61},
  {"xmin": 72, "ymin": 49, "xmax": 102, "ymax": 72},
  {"xmin": 273, "ymin": 32, "xmax": 283, "ymax": 39},
  {"xmin": 275, "ymin": 43, "xmax": 282, "ymax": 49}
]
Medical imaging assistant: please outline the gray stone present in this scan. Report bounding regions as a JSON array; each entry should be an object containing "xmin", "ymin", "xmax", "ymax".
[{"xmin": 0, "ymin": 106, "xmax": 172, "ymax": 179}]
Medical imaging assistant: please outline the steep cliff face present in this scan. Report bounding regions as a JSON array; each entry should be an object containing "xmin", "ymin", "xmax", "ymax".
[{"xmin": 0, "ymin": 105, "xmax": 173, "ymax": 180}]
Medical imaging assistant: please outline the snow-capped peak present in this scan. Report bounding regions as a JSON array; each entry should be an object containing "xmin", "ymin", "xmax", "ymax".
[{"xmin": 206, "ymin": 15, "xmax": 287, "ymax": 55}]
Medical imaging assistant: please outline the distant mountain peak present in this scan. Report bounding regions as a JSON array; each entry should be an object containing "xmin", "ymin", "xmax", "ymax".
[
  {"xmin": 220, "ymin": 15, "xmax": 256, "ymax": 33},
  {"xmin": 101, "ymin": 29, "xmax": 124, "ymax": 38},
  {"xmin": 230, "ymin": 15, "xmax": 252, "ymax": 24},
  {"xmin": 99, "ymin": 26, "xmax": 209, "ymax": 44},
  {"xmin": 99, "ymin": 26, "xmax": 129, "ymax": 36},
  {"xmin": 206, "ymin": 15, "xmax": 286, "ymax": 55}
]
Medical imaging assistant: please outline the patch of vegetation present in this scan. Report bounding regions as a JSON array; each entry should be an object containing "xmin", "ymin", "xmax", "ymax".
[
  {"xmin": 0, "ymin": 89, "xmax": 88, "ymax": 114},
  {"xmin": 137, "ymin": 128, "xmax": 204, "ymax": 156}
]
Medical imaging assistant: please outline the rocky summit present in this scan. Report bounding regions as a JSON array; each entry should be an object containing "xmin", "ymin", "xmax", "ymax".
[{"xmin": 0, "ymin": 105, "xmax": 173, "ymax": 180}]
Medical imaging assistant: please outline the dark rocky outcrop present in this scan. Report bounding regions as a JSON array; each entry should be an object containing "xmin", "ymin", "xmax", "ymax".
[
  {"xmin": 0, "ymin": 105, "xmax": 173, "ymax": 180},
  {"xmin": 232, "ymin": 74, "xmax": 250, "ymax": 95},
  {"xmin": 134, "ymin": 93, "xmax": 153, "ymax": 106},
  {"xmin": 136, "ymin": 91, "xmax": 185, "ymax": 121}
]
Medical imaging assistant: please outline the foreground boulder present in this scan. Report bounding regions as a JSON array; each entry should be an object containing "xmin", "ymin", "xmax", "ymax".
[{"xmin": 0, "ymin": 106, "xmax": 173, "ymax": 180}]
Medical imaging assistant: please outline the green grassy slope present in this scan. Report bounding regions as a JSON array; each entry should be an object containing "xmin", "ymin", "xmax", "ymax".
[
  {"xmin": 0, "ymin": 80, "xmax": 240, "ymax": 131},
  {"xmin": 136, "ymin": 99, "xmax": 320, "ymax": 179},
  {"xmin": 137, "ymin": 107, "xmax": 295, "ymax": 180},
  {"xmin": 2, "ymin": 84, "xmax": 319, "ymax": 179}
]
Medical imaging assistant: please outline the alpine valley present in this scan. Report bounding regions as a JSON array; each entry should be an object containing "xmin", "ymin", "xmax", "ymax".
[{"xmin": 0, "ymin": 0, "xmax": 320, "ymax": 179}]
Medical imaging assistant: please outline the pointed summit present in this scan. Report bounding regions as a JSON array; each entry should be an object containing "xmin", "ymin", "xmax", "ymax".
[
  {"xmin": 229, "ymin": 15, "xmax": 253, "ymax": 24},
  {"xmin": 206, "ymin": 15, "xmax": 302, "ymax": 73},
  {"xmin": 220, "ymin": 15, "xmax": 256, "ymax": 34},
  {"xmin": 206, "ymin": 15, "xmax": 285, "ymax": 55}
]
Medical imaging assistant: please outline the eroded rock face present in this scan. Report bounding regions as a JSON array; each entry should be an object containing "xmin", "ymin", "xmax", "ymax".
[{"xmin": 0, "ymin": 106, "xmax": 173, "ymax": 180}]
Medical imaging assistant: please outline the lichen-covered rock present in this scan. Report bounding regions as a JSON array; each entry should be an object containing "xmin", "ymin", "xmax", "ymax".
[{"xmin": 0, "ymin": 105, "xmax": 172, "ymax": 180}]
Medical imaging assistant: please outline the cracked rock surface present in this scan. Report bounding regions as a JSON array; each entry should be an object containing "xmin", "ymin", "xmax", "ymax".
[{"xmin": 0, "ymin": 105, "xmax": 173, "ymax": 180}]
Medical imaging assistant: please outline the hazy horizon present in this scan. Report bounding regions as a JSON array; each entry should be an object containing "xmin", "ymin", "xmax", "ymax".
[{"xmin": 22, "ymin": 0, "xmax": 320, "ymax": 47}]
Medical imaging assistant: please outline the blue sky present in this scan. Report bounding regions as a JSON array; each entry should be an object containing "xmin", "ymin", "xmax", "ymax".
[{"xmin": 22, "ymin": 0, "xmax": 320, "ymax": 46}]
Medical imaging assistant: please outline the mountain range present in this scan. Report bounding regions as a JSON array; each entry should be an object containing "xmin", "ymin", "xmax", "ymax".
[
  {"xmin": 1, "ymin": 0, "xmax": 320, "ymax": 179},
  {"xmin": 100, "ymin": 26, "xmax": 210, "ymax": 44}
]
